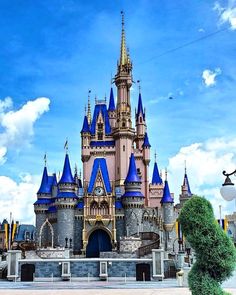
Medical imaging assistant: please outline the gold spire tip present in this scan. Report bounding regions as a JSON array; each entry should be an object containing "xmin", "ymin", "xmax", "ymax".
[{"xmin": 44, "ymin": 153, "xmax": 47, "ymax": 167}]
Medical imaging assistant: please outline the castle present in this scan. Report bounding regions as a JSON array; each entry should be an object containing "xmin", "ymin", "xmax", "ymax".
[{"xmin": 33, "ymin": 13, "xmax": 192, "ymax": 259}]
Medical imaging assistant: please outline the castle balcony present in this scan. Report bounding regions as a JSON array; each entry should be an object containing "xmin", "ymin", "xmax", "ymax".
[{"xmin": 86, "ymin": 214, "xmax": 113, "ymax": 221}]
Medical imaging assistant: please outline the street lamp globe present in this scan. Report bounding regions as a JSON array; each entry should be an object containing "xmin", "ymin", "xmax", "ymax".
[{"xmin": 220, "ymin": 175, "xmax": 236, "ymax": 201}]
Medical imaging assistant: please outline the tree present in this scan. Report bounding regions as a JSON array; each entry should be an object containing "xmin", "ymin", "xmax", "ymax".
[{"xmin": 179, "ymin": 195, "xmax": 236, "ymax": 295}]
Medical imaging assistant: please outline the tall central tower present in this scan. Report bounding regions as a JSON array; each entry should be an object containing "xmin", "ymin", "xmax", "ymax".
[{"xmin": 114, "ymin": 12, "xmax": 135, "ymax": 188}]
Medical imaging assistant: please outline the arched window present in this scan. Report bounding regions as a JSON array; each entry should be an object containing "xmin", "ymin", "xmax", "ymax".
[
  {"xmin": 100, "ymin": 201, "xmax": 109, "ymax": 215},
  {"xmin": 90, "ymin": 201, "xmax": 99, "ymax": 215}
]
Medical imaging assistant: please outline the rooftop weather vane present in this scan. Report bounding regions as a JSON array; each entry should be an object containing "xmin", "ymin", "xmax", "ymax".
[
  {"xmin": 137, "ymin": 80, "xmax": 141, "ymax": 93},
  {"xmin": 44, "ymin": 153, "xmax": 47, "ymax": 167},
  {"xmin": 64, "ymin": 139, "xmax": 68, "ymax": 154}
]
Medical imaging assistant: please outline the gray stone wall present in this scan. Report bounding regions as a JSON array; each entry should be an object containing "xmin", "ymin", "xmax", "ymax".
[
  {"xmin": 57, "ymin": 208, "xmax": 75, "ymax": 248},
  {"xmin": 124, "ymin": 207, "xmax": 143, "ymax": 236},
  {"xmin": 116, "ymin": 218, "xmax": 124, "ymax": 242},
  {"xmin": 74, "ymin": 218, "xmax": 83, "ymax": 251},
  {"xmin": 71, "ymin": 261, "xmax": 99, "ymax": 277},
  {"xmin": 18, "ymin": 259, "xmax": 153, "ymax": 279}
]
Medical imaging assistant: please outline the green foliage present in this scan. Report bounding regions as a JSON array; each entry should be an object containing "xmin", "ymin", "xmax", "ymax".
[{"xmin": 179, "ymin": 196, "xmax": 236, "ymax": 295}]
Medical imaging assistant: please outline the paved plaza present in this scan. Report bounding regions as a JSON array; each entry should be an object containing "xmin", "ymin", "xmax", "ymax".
[{"xmin": 0, "ymin": 275, "xmax": 235, "ymax": 295}]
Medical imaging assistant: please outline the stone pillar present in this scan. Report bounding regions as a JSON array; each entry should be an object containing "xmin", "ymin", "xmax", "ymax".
[
  {"xmin": 152, "ymin": 249, "xmax": 164, "ymax": 281},
  {"xmin": 7, "ymin": 250, "xmax": 22, "ymax": 281}
]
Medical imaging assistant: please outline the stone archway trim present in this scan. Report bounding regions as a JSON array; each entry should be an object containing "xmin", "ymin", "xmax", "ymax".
[{"xmin": 39, "ymin": 218, "xmax": 54, "ymax": 248}]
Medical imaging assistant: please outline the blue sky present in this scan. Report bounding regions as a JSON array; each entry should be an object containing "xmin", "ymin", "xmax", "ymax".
[{"xmin": 0, "ymin": 0, "xmax": 236, "ymax": 223}]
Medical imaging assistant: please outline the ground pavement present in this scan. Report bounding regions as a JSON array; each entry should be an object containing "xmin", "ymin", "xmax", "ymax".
[{"xmin": 0, "ymin": 279, "xmax": 235, "ymax": 295}]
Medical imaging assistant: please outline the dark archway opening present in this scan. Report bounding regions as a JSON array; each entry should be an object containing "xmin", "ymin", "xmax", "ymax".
[
  {"xmin": 21, "ymin": 264, "xmax": 35, "ymax": 281},
  {"xmin": 136, "ymin": 263, "xmax": 151, "ymax": 281},
  {"xmin": 86, "ymin": 229, "xmax": 112, "ymax": 258}
]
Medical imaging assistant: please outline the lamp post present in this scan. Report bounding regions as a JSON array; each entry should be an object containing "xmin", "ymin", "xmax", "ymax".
[{"xmin": 220, "ymin": 170, "xmax": 236, "ymax": 205}]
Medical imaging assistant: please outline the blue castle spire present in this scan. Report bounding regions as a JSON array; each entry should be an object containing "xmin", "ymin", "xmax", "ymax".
[
  {"xmin": 183, "ymin": 171, "xmax": 192, "ymax": 195},
  {"xmin": 108, "ymin": 87, "xmax": 115, "ymax": 111},
  {"xmin": 37, "ymin": 166, "xmax": 51, "ymax": 194},
  {"xmin": 161, "ymin": 179, "xmax": 174, "ymax": 203},
  {"xmin": 136, "ymin": 93, "xmax": 145, "ymax": 119},
  {"xmin": 81, "ymin": 115, "xmax": 90, "ymax": 133},
  {"xmin": 59, "ymin": 154, "xmax": 74, "ymax": 184},
  {"xmin": 142, "ymin": 132, "xmax": 151, "ymax": 148},
  {"xmin": 152, "ymin": 162, "xmax": 162, "ymax": 185},
  {"xmin": 124, "ymin": 153, "xmax": 141, "ymax": 184}
]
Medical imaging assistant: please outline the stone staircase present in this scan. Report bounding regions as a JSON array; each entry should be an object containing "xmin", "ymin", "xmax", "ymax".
[{"xmin": 136, "ymin": 232, "xmax": 160, "ymax": 258}]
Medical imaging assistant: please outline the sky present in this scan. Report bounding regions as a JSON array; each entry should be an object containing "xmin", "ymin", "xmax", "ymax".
[{"xmin": 0, "ymin": 0, "xmax": 236, "ymax": 224}]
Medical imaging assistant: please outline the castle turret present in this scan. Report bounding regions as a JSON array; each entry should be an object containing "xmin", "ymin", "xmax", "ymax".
[
  {"xmin": 149, "ymin": 157, "xmax": 164, "ymax": 208},
  {"xmin": 135, "ymin": 92, "xmax": 146, "ymax": 149},
  {"xmin": 81, "ymin": 115, "xmax": 91, "ymax": 163},
  {"xmin": 114, "ymin": 12, "xmax": 135, "ymax": 188},
  {"xmin": 161, "ymin": 172, "xmax": 174, "ymax": 233},
  {"xmin": 34, "ymin": 159, "xmax": 53, "ymax": 246},
  {"xmin": 55, "ymin": 152, "xmax": 77, "ymax": 249},
  {"xmin": 142, "ymin": 131, "xmax": 151, "ymax": 206},
  {"xmin": 179, "ymin": 166, "xmax": 192, "ymax": 207},
  {"xmin": 122, "ymin": 153, "xmax": 144, "ymax": 236},
  {"xmin": 108, "ymin": 87, "xmax": 116, "ymax": 129}
]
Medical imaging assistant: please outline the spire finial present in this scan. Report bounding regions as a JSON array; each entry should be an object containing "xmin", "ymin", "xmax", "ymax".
[
  {"xmin": 64, "ymin": 139, "xmax": 68, "ymax": 154},
  {"xmin": 87, "ymin": 90, "xmax": 92, "ymax": 125},
  {"xmin": 154, "ymin": 151, "xmax": 157, "ymax": 162},
  {"xmin": 74, "ymin": 163, "xmax": 78, "ymax": 175},
  {"xmin": 120, "ymin": 10, "xmax": 128, "ymax": 66},
  {"xmin": 184, "ymin": 160, "xmax": 187, "ymax": 174},
  {"xmin": 44, "ymin": 153, "xmax": 47, "ymax": 167},
  {"xmin": 165, "ymin": 168, "xmax": 168, "ymax": 181},
  {"xmin": 84, "ymin": 104, "xmax": 87, "ymax": 115},
  {"xmin": 95, "ymin": 95, "xmax": 97, "ymax": 105},
  {"xmin": 137, "ymin": 80, "xmax": 141, "ymax": 94},
  {"xmin": 79, "ymin": 169, "xmax": 82, "ymax": 179}
]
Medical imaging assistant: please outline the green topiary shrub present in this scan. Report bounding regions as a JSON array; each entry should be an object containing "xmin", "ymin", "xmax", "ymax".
[{"xmin": 179, "ymin": 195, "xmax": 236, "ymax": 295}]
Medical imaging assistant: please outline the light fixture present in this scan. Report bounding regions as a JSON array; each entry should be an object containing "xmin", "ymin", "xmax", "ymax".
[{"xmin": 220, "ymin": 170, "xmax": 236, "ymax": 201}]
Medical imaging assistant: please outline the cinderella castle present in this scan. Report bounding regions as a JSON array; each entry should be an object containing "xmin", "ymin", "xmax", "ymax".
[{"xmin": 33, "ymin": 13, "xmax": 192, "ymax": 259}]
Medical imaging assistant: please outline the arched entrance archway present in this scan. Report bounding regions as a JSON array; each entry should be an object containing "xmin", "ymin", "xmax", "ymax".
[{"xmin": 86, "ymin": 229, "xmax": 112, "ymax": 258}]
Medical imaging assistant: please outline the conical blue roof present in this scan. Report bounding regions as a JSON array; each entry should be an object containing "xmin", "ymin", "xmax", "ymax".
[
  {"xmin": 52, "ymin": 173, "xmax": 57, "ymax": 186},
  {"xmin": 136, "ymin": 93, "xmax": 145, "ymax": 119},
  {"xmin": 108, "ymin": 87, "xmax": 115, "ymax": 111},
  {"xmin": 124, "ymin": 153, "xmax": 141, "ymax": 184},
  {"xmin": 37, "ymin": 167, "xmax": 51, "ymax": 194},
  {"xmin": 81, "ymin": 115, "xmax": 90, "ymax": 133},
  {"xmin": 142, "ymin": 132, "xmax": 151, "ymax": 148},
  {"xmin": 152, "ymin": 162, "xmax": 162, "ymax": 185},
  {"xmin": 59, "ymin": 154, "xmax": 74, "ymax": 184},
  {"xmin": 183, "ymin": 173, "xmax": 192, "ymax": 195},
  {"xmin": 161, "ymin": 180, "xmax": 174, "ymax": 203}
]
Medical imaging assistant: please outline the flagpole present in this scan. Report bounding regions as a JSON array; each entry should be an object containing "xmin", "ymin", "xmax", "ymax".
[{"xmin": 8, "ymin": 212, "xmax": 12, "ymax": 250}]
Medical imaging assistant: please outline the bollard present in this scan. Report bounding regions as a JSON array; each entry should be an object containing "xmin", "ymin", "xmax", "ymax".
[
  {"xmin": 124, "ymin": 273, "xmax": 126, "ymax": 284},
  {"xmin": 176, "ymin": 269, "xmax": 184, "ymax": 287}
]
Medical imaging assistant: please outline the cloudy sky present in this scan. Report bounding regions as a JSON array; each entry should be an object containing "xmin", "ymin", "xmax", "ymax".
[{"xmin": 0, "ymin": 0, "xmax": 236, "ymax": 223}]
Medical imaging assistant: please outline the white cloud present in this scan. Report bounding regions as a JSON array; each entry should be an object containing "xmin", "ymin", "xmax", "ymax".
[
  {"xmin": 168, "ymin": 137, "xmax": 236, "ymax": 218},
  {"xmin": 202, "ymin": 68, "xmax": 221, "ymax": 87},
  {"xmin": 214, "ymin": 0, "xmax": 236, "ymax": 30},
  {"xmin": 0, "ymin": 97, "xmax": 50, "ymax": 163},
  {"xmin": 0, "ymin": 174, "xmax": 41, "ymax": 224},
  {"xmin": 198, "ymin": 28, "xmax": 205, "ymax": 33}
]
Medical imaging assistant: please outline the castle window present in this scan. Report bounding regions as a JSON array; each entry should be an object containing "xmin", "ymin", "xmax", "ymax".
[
  {"xmin": 100, "ymin": 201, "xmax": 109, "ymax": 215},
  {"xmin": 123, "ymin": 145, "xmax": 125, "ymax": 152},
  {"xmin": 140, "ymin": 117, "xmax": 142, "ymax": 123},
  {"xmin": 97, "ymin": 122, "xmax": 104, "ymax": 140},
  {"xmin": 90, "ymin": 201, "xmax": 99, "ymax": 215}
]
